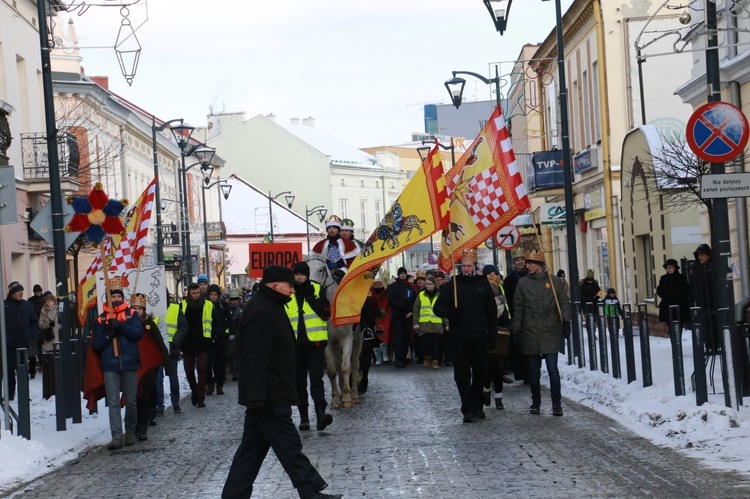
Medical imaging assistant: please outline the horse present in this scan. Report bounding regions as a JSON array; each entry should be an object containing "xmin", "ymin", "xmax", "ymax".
[{"xmin": 305, "ymin": 255, "xmax": 363, "ymax": 409}]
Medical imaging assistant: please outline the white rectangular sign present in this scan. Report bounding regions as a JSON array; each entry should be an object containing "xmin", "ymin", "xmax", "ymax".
[
  {"xmin": 540, "ymin": 202, "xmax": 566, "ymax": 225},
  {"xmin": 670, "ymin": 226, "xmax": 703, "ymax": 246},
  {"xmin": 96, "ymin": 265, "xmax": 167, "ymax": 319},
  {"xmin": 700, "ymin": 173, "xmax": 750, "ymax": 199}
]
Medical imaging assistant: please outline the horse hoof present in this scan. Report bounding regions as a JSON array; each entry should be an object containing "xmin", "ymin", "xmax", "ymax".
[
  {"xmin": 342, "ymin": 401, "xmax": 352, "ymax": 409},
  {"xmin": 351, "ymin": 398, "xmax": 360, "ymax": 405},
  {"xmin": 331, "ymin": 402, "xmax": 341, "ymax": 410}
]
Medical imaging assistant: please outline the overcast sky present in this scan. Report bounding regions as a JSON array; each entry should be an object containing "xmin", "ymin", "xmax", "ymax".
[{"xmin": 62, "ymin": 0, "xmax": 573, "ymax": 148}]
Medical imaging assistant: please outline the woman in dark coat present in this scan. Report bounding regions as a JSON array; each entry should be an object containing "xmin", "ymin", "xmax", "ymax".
[{"xmin": 656, "ymin": 258, "xmax": 690, "ymax": 326}]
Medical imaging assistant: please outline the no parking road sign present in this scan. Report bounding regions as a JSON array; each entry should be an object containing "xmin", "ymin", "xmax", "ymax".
[
  {"xmin": 495, "ymin": 225, "xmax": 520, "ymax": 251},
  {"xmin": 686, "ymin": 101, "xmax": 749, "ymax": 163}
]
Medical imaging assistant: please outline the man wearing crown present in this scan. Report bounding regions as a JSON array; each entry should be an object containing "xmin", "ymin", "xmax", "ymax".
[
  {"xmin": 311, "ymin": 215, "xmax": 359, "ymax": 274},
  {"xmin": 513, "ymin": 249, "xmax": 570, "ymax": 417},
  {"xmin": 434, "ymin": 248, "xmax": 498, "ymax": 424},
  {"xmin": 91, "ymin": 277, "xmax": 144, "ymax": 450}
]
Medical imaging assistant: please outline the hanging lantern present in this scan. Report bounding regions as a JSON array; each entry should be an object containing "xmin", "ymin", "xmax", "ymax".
[{"xmin": 114, "ymin": 6, "xmax": 141, "ymax": 86}]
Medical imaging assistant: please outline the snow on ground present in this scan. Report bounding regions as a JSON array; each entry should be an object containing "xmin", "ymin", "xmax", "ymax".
[{"xmin": 2, "ymin": 331, "xmax": 750, "ymax": 493}]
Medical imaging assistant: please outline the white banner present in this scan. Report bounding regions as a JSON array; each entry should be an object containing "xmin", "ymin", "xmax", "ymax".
[{"xmin": 96, "ymin": 265, "xmax": 168, "ymax": 319}]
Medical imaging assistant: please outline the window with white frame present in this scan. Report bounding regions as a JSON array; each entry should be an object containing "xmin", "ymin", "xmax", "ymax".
[
  {"xmin": 339, "ymin": 199, "xmax": 348, "ymax": 220},
  {"xmin": 375, "ymin": 199, "xmax": 382, "ymax": 224},
  {"xmin": 592, "ymin": 61, "xmax": 601, "ymax": 142},
  {"xmin": 582, "ymin": 69, "xmax": 591, "ymax": 147},
  {"xmin": 360, "ymin": 199, "xmax": 367, "ymax": 230}
]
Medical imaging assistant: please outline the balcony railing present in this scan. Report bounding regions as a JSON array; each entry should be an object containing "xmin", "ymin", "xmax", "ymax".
[
  {"xmin": 21, "ymin": 132, "xmax": 80, "ymax": 179},
  {"xmin": 205, "ymin": 221, "xmax": 226, "ymax": 241}
]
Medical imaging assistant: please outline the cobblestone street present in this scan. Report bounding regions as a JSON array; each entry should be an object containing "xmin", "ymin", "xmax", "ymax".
[{"xmin": 7, "ymin": 363, "xmax": 750, "ymax": 498}]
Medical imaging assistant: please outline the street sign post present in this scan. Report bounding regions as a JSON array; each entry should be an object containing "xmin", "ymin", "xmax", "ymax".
[
  {"xmin": 30, "ymin": 199, "xmax": 78, "ymax": 249},
  {"xmin": 700, "ymin": 172, "xmax": 750, "ymax": 199},
  {"xmin": 686, "ymin": 101, "xmax": 749, "ymax": 163},
  {"xmin": 495, "ymin": 225, "xmax": 520, "ymax": 251}
]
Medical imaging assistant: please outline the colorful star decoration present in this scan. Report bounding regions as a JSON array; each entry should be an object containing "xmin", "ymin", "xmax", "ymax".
[{"xmin": 64, "ymin": 183, "xmax": 128, "ymax": 246}]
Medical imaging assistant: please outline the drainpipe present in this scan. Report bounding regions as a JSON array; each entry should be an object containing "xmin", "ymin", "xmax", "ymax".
[
  {"xmin": 594, "ymin": 0, "xmax": 617, "ymax": 291},
  {"xmin": 120, "ymin": 124, "xmax": 128, "ymax": 199},
  {"xmin": 726, "ymin": 5, "xmax": 750, "ymax": 318}
]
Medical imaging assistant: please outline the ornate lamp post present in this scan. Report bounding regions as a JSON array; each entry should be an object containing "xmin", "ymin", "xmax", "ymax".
[
  {"xmin": 200, "ymin": 166, "xmax": 232, "ymax": 277},
  {"xmin": 305, "ymin": 205, "xmax": 328, "ymax": 250},
  {"xmin": 268, "ymin": 191, "xmax": 295, "ymax": 242}
]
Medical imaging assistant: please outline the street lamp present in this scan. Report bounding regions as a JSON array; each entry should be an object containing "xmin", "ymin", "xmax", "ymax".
[
  {"xmin": 201, "ymin": 175, "xmax": 232, "ymax": 279},
  {"xmin": 444, "ymin": 68, "xmax": 501, "ymax": 110},
  {"xmin": 305, "ymin": 205, "xmax": 328, "ymax": 250},
  {"xmin": 483, "ymin": 0, "xmax": 513, "ymax": 35},
  {"xmin": 419, "ymin": 139, "xmax": 457, "ymax": 264},
  {"xmin": 486, "ymin": 0, "xmax": 582, "ymax": 364},
  {"xmin": 152, "ymin": 117, "xmax": 192, "ymax": 267},
  {"xmin": 268, "ymin": 191, "xmax": 295, "ymax": 242}
]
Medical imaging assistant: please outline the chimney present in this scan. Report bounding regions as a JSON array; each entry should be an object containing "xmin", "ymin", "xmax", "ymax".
[
  {"xmin": 266, "ymin": 113, "xmax": 276, "ymax": 122},
  {"xmin": 91, "ymin": 76, "xmax": 109, "ymax": 90},
  {"xmin": 302, "ymin": 116, "xmax": 315, "ymax": 127},
  {"xmin": 290, "ymin": 117, "xmax": 301, "ymax": 125}
]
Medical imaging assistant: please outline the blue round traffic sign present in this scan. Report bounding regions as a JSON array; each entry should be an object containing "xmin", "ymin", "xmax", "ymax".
[{"xmin": 686, "ymin": 101, "xmax": 749, "ymax": 163}]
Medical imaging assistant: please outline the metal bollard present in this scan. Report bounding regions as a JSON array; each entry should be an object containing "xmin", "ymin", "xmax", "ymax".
[
  {"xmin": 53, "ymin": 342, "xmax": 66, "ymax": 431},
  {"xmin": 598, "ymin": 303, "xmax": 609, "ymax": 374},
  {"xmin": 637, "ymin": 303, "xmax": 653, "ymax": 387},
  {"xmin": 668, "ymin": 305, "xmax": 686, "ymax": 396},
  {"xmin": 622, "ymin": 305, "xmax": 637, "ymax": 383},
  {"xmin": 587, "ymin": 311, "xmax": 597, "ymax": 371},
  {"xmin": 691, "ymin": 307, "xmax": 708, "ymax": 406},
  {"xmin": 70, "ymin": 339, "xmax": 82, "ymax": 424},
  {"xmin": 15, "ymin": 348, "xmax": 31, "ymax": 440},
  {"xmin": 608, "ymin": 314, "xmax": 621, "ymax": 379},
  {"xmin": 718, "ymin": 308, "xmax": 741, "ymax": 410},
  {"xmin": 742, "ymin": 323, "xmax": 750, "ymax": 397},
  {"xmin": 573, "ymin": 301, "xmax": 583, "ymax": 368}
]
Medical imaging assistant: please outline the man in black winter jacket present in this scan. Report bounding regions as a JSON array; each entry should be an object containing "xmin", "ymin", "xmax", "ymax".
[
  {"xmin": 388, "ymin": 266, "xmax": 417, "ymax": 368},
  {"xmin": 206, "ymin": 284, "xmax": 230, "ymax": 395},
  {"xmin": 223, "ymin": 266, "xmax": 341, "ymax": 499},
  {"xmin": 434, "ymin": 250, "xmax": 497, "ymax": 423},
  {"xmin": 3, "ymin": 282, "xmax": 38, "ymax": 401}
]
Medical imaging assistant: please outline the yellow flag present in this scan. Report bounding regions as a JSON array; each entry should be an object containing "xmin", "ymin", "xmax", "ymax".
[{"xmin": 332, "ymin": 145, "xmax": 449, "ymax": 326}]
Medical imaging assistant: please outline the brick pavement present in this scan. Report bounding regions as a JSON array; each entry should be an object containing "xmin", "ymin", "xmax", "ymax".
[{"xmin": 7, "ymin": 363, "xmax": 750, "ymax": 498}]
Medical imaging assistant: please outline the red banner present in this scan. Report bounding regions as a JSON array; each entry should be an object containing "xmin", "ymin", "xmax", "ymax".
[{"xmin": 247, "ymin": 242, "xmax": 303, "ymax": 278}]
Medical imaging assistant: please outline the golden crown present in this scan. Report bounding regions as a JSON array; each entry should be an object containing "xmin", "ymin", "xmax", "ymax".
[
  {"xmin": 325, "ymin": 215, "xmax": 342, "ymax": 228},
  {"xmin": 130, "ymin": 293, "xmax": 147, "ymax": 309},
  {"xmin": 108, "ymin": 277, "xmax": 124, "ymax": 293},
  {"xmin": 525, "ymin": 249, "xmax": 545, "ymax": 264},
  {"xmin": 461, "ymin": 248, "xmax": 478, "ymax": 262}
]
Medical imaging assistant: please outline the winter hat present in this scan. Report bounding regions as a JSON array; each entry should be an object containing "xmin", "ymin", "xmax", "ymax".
[
  {"xmin": 8, "ymin": 281, "xmax": 23, "ymax": 294},
  {"xmin": 207, "ymin": 284, "xmax": 222, "ymax": 296},
  {"xmin": 397, "ymin": 266, "xmax": 408, "ymax": 276},
  {"xmin": 693, "ymin": 244, "xmax": 712, "ymax": 259},
  {"xmin": 556, "ymin": 269, "xmax": 566, "ymax": 277},
  {"xmin": 586, "ymin": 269, "xmax": 595, "ymax": 279},
  {"xmin": 262, "ymin": 265, "xmax": 296, "ymax": 285},
  {"xmin": 229, "ymin": 289, "xmax": 241, "ymax": 300},
  {"xmin": 663, "ymin": 259, "xmax": 679, "ymax": 269},
  {"xmin": 33, "ymin": 284, "xmax": 43, "ymax": 293},
  {"xmin": 293, "ymin": 261, "xmax": 310, "ymax": 278},
  {"xmin": 482, "ymin": 264, "xmax": 499, "ymax": 277},
  {"xmin": 197, "ymin": 274, "xmax": 209, "ymax": 284}
]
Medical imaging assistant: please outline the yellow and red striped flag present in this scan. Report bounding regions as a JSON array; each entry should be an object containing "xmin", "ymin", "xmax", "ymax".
[
  {"xmin": 439, "ymin": 105, "xmax": 530, "ymax": 271},
  {"xmin": 332, "ymin": 144, "xmax": 449, "ymax": 326}
]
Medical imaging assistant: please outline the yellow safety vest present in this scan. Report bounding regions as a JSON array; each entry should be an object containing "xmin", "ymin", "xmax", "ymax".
[
  {"xmin": 178, "ymin": 300, "xmax": 214, "ymax": 339},
  {"xmin": 418, "ymin": 291, "xmax": 441, "ymax": 324},
  {"xmin": 286, "ymin": 282, "xmax": 328, "ymax": 342},
  {"xmin": 164, "ymin": 303, "xmax": 180, "ymax": 342}
]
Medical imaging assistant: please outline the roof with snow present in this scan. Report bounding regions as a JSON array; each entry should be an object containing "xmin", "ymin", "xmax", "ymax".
[
  {"xmin": 275, "ymin": 119, "xmax": 378, "ymax": 168},
  {"xmin": 221, "ymin": 174, "xmax": 320, "ymax": 236}
]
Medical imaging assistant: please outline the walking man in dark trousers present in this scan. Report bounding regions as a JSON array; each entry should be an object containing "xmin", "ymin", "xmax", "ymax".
[{"xmin": 222, "ymin": 265, "xmax": 341, "ymax": 499}]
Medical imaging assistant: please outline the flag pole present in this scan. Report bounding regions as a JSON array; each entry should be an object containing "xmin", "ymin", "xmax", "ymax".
[
  {"xmin": 530, "ymin": 208, "xmax": 562, "ymax": 322},
  {"xmin": 452, "ymin": 243, "xmax": 458, "ymax": 307}
]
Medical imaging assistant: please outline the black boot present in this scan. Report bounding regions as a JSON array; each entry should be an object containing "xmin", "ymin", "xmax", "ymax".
[
  {"xmin": 299, "ymin": 406, "xmax": 310, "ymax": 431},
  {"xmin": 207, "ymin": 384, "xmax": 214, "ymax": 395},
  {"xmin": 216, "ymin": 384, "xmax": 224, "ymax": 395},
  {"xmin": 315, "ymin": 404, "xmax": 333, "ymax": 431}
]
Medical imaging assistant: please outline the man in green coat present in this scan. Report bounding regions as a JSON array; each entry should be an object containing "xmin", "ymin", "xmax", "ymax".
[{"xmin": 513, "ymin": 250, "xmax": 570, "ymax": 416}]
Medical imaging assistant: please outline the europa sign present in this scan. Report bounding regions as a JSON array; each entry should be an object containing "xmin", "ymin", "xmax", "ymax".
[{"xmin": 247, "ymin": 242, "xmax": 303, "ymax": 278}]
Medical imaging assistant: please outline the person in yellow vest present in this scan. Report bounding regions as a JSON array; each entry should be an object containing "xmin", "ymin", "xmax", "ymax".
[
  {"xmin": 412, "ymin": 275, "xmax": 444, "ymax": 370},
  {"xmin": 172, "ymin": 282, "xmax": 218, "ymax": 408},
  {"xmin": 287, "ymin": 261, "xmax": 334, "ymax": 431},
  {"xmin": 160, "ymin": 294, "xmax": 187, "ymax": 414}
]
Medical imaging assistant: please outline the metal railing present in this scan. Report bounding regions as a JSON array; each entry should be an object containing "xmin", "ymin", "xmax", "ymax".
[{"xmin": 21, "ymin": 132, "xmax": 80, "ymax": 179}]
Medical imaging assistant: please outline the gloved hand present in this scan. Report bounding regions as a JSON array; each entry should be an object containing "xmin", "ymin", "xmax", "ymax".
[
  {"xmin": 563, "ymin": 320, "xmax": 571, "ymax": 339},
  {"xmin": 49, "ymin": 320, "xmax": 55, "ymax": 328},
  {"xmin": 108, "ymin": 318, "xmax": 122, "ymax": 332},
  {"xmin": 106, "ymin": 327, "xmax": 118, "ymax": 339},
  {"xmin": 332, "ymin": 269, "xmax": 345, "ymax": 283},
  {"xmin": 247, "ymin": 401, "xmax": 266, "ymax": 413},
  {"xmin": 377, "ymin": 308, "xmax": 386, "ymax": 318},
  {"xmin": 513, "ymin": 329, "xmax": 524, "ymax": 349}
]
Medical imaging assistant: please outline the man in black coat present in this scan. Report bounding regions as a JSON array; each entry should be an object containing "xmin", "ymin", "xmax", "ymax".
[
  {"xmin": 434, "ymin": 250, "xmax": 497, "ymax": 423},
  {"xmin": 388, "ymin": 266, "xmax": 417, "ymax": 368},
  {"xmin": 3, "ymin": 281, "xmax": 38, "ymax": 401},
  {"xmin": 690, "ymin": 244, "xmax": 719, "ymax": 352},
  {"xmin": 222, "ymin": 266, "xmax": 341, "ymax": 499},
  {"xmin": 656, "ymin": 258, "xmax": 690, "ymax": 328}
]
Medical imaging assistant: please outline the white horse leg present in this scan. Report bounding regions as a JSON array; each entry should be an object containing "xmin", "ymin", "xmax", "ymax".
[
  {"xmin": 325, "ymin": 342, "xmax": 340, "ymax": 409},
  {"xmin": 340, "ymin": 334, "xmax": 354, "ymax": 408}
]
